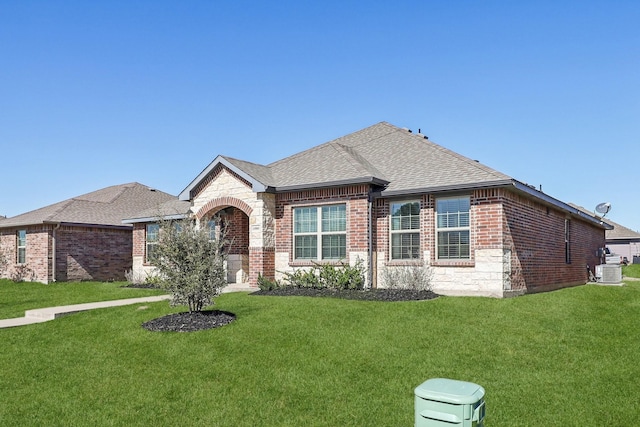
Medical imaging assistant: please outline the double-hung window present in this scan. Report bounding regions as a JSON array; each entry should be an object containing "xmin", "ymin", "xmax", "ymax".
[
  {"xmin": 146, "ymin": 224, "xmax": 159, "ymax": 263},
  {"xmin": 390, "ymin": 201, "xmax": 420, "ymax": 260},
  {"xmin": 16, "ymin": 230, "xmax": 26, "ymax": 264},
  {"xmin": 294, "ymin": 204, "xmax": 346, "ymax": 260},
  {"xmin": 436, "ymin": 196, "xmax": 470, "ymax": 259}
]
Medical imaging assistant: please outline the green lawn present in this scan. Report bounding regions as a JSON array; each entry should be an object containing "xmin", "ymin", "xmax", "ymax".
[
  {"xmin": 1, "ymin": 280, "xmax": 639, "ymax": 426},
  {"xmin": 0, "ymin": 279, "xmax": 166, "ymax": 320}
]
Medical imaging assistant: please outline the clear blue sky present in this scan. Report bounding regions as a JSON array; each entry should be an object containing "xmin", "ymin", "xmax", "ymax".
[{"xmin": 1, "ymin": 1, "xmax": 638, "ymax": 231}]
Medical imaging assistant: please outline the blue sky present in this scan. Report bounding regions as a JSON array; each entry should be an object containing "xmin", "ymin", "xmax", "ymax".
[{"xmin": 1, "ymin": 1, "xmax": 638, "ymax": 231}]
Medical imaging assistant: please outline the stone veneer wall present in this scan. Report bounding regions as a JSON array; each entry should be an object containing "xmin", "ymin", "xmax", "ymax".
[{"xmin": 192, "ymin": 166, "xmax": 276, "ymax": 285}]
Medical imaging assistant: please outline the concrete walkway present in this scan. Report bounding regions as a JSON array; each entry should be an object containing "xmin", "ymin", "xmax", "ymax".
[
  {"xmin": 0, "ymin": 283, "xmax": 259, "ymax": 330},
  {"xmin": 0, "ymin": 295, "xmax": 171, "ymax": 329}
]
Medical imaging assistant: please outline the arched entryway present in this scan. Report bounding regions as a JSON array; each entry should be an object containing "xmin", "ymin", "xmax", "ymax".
[{"xmin": 196, "ymin": 198, "xmax": 251, "ymax": 284}]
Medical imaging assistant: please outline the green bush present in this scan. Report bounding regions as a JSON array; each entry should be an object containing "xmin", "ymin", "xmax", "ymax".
[
  {"xmin": 282, "ymin": 258, "xmax": 366, "ymax": 290},
  {"xmin": 257, "ymin": 274, "xmax": 280, "ymax": 291}
]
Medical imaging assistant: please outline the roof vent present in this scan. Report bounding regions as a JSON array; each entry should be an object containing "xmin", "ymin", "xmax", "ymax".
[{"xmin": 148, "ymin": 188, "xmax": 156, "ymax": 192}]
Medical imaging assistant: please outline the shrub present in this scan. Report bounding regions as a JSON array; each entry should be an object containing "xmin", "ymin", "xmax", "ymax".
[
  {"xmin": 0, "ymin": 245, "xmax": 7, "ymax": 275},
  {"xmin": 124, "ymin": 268, "xmax": 146, "ymax": 285},
  {"xmin": 381, "ymin": 265, "xmax": 433, "ymax": 291},
  {"xmin": 10, "ymin": 264, "xmax": 35, "ymax": 283},
  {"xmin": 149, "ymin": 217, "xmax": 228, "ymax": 312},
  {"xmin": 257, "ymin": 274, "xmax": 280, "ymax": 291},
  {"xmin": 281, "ymin": 258, "xmax": 366, "ymax": 290}
]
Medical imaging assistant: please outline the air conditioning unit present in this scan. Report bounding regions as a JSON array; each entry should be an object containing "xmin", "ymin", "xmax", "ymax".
[{"xmin": 598, "ymin": 264, "xmax": 622, "ymax": 284}]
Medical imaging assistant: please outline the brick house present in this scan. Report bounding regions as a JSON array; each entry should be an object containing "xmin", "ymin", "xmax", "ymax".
[
  {"xmin": 0, "ymin": 183, "xmax": 177, "ymax": 283},
  {"xmin": 126, "ymin": 122, "xmax": 610, "ymax": 297}
]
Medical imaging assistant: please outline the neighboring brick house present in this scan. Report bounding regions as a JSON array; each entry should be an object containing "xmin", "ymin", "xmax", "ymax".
[
  {"xmin": 125, "ymin": 122, "xmax": 610, "ymax": 297},
  {"xmin": 0, "ymin": 183, "xmax": 177, "ymax": 283}
]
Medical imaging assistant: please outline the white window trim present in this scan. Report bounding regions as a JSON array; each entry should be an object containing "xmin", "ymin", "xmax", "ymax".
[
  {"xmin": 435, "ymin": 195, "xmax": 471, "ymax": 260},
  {"xmin": 145, "ymin": 224, "xmax": 159, "ymax": 263},
  {"xmin": 17, "ymin": 229, "xmax": 26, "ymax": 264},
  {"xmin": 389, "ymin": 199, "xmax": 421, "ymax": 260},
  {"xmin": 293, "ymin": 204, "xmax": 347, "ymax": 261}
]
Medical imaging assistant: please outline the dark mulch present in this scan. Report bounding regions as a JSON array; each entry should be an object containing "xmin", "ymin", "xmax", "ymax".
[
  {"xmin": 123, "ymin": 283, "xmax": 160, "ymax": 289},
  {"xmin": 251, "ymin": 287, "xmax": 439, "ymax": 302},
  {"xmin": 142, "ymin": 310, "xmax": 236, "ymax": 332}
]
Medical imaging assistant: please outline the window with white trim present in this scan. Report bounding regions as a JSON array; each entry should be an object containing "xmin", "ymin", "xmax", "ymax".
[
  {"xmin": 294, "ymin": 204, "xmax": 346, "ymax": 260},
  {"xmin": 436, "ymin": 196, "xmax": 470, "ymax": 259},
  {"xmin": 16, "ymin": 230, "xmax": 26, "ymax": 264},
  {"xmin": 390, "ymin": 200, "xmax": 420, "ymax": 260},
  {"xmin": 146, "ymin": 224, "xmax": 159, "ymax": 263}
]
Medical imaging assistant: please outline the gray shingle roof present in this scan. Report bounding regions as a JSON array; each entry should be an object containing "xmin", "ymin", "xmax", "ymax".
[
  {"xmin": 604, "ymin": 218, "xmax": 640, "ymax": 240},
  {"xmin": 180, "ymin": 122, "xmax": 513, "ymax": 199},
  {"xmin": 267, "ymin": 122, "xmax": 511, "ymax": 194},
  {"xmin": 122, "ymin": 198, "xmax": 192, "ymax": 223},
  {"xmin": 0, "ymin": 183, "xmax": 177, "ymax": 228}
]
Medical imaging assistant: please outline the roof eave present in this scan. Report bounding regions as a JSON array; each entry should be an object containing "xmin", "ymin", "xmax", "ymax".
[
  {"xmin": 122, "ymin": 213, "xmax": 190, "ymax": 224},
  {"xmin": 273, "ymin": 176, "xmax": 389, "ymax": 193},
  {"xmin": 510, "ymin": 181, "xmax": 613, "ymax": 229},
  {"xmin": 44, "ymin": 221, "xmax": 133, "ymax": 230},
  {"xmin": 178, "ymin": 156, "xmax": 269, "ymax": 201},
  {"xmin": 374, "ymin": 179, "xmax": 514, "ymax": 198}
]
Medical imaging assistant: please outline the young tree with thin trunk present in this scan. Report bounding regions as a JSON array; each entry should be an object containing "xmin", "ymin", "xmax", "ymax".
[{"xmin": 149, "ymin": 217, "xmax": 228, "ymax": 312}]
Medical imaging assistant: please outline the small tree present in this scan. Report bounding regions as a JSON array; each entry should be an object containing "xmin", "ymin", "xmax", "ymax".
[{"xmin": 149, "ymin": 217, "xmax": 228, "ymax": 312}]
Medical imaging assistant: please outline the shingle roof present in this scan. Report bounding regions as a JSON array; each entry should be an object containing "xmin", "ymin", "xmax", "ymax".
[
  {"xmin": 604, "ymin": 218, "xmax": 640, "ymax": 240},
  {"xmin": 179, "ymin": 122, "xmax": 512, "ymax": 199},
  {"xmin": 267, "ymin": 122, "xmax": 511, "ymax": 194},
  {"xmin": 0, "ymin": 183, "xmax": 177, "ymax": 228},
  {"xmin": 122, "ymin": 198, "xmax": 192, "ymax": 223}
]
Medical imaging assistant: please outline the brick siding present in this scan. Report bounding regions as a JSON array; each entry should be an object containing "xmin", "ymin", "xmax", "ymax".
[
  {"xmin": 0, "ymin": 225, "xmax": 133, "ymax": 283},
  {"xmin": 275, "ymin": 185, "xmax": 371, "ymax": 263}
]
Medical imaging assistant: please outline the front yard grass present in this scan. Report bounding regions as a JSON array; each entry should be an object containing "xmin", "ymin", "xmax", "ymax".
[
  {"xmin": 0, "ymin": 279, "xmax": 166, "ymax": 319},
  {"xmin": 1, "ymin": 279, "xmax": 639, "ymax": 425}
]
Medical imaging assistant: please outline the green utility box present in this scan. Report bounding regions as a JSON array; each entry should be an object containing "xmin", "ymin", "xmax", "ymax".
[{"xmin": 414, "ymin": 378, "xmax": 485, "ymax": 427}]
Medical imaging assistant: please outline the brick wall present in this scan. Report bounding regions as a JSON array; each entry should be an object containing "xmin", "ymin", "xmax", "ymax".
[
  {"xmin": 502, "ymin": 190, "xmax": 604, "ymax": 292},
  {"xmin": 275, "ymin": 185, "xmax": 371, "ymax": 263},
  {"xmin": 133, "ymin": 223, "xmax": 146, "ymax": 258},
  {"xmin": 248, "ymin": 246, "xmax": 275, "ymax": 283},
  {"xmin": 0, "ymin": 226, "xmax": 52, "ymax": 282},
  {"xmin": 372, "ymin": 188, "xmax": 605, "ymax": 295},
  {"xmin": 224, "ymin": 207, "xmax": 249, "ymax": 255},
  {"xmin": 55, "ymin": 226, "xmax": 133, "ymax": 282}
]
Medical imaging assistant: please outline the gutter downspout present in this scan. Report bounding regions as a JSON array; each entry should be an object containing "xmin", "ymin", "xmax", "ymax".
[{"xmin": 52, "ymin": 223, "xmax": 61, "ymax": 283}]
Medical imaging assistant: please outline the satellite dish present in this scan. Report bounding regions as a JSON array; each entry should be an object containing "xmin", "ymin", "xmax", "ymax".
[{"xmin": 595, "ymin": 202, "xmax": 611, "ymax": 217}]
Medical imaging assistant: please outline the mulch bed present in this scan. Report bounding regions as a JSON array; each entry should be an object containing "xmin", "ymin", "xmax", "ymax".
[
  {"xmin": 142, "ymin": 310, "xmax": 235, "ymax": 332},
  {"xmin": 251, "ymin": 287, "xmax": 440, "ymax": 302},
  {"xmin": 141, "ymin": 287, "xmax": 438, "ymax": 332}
]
